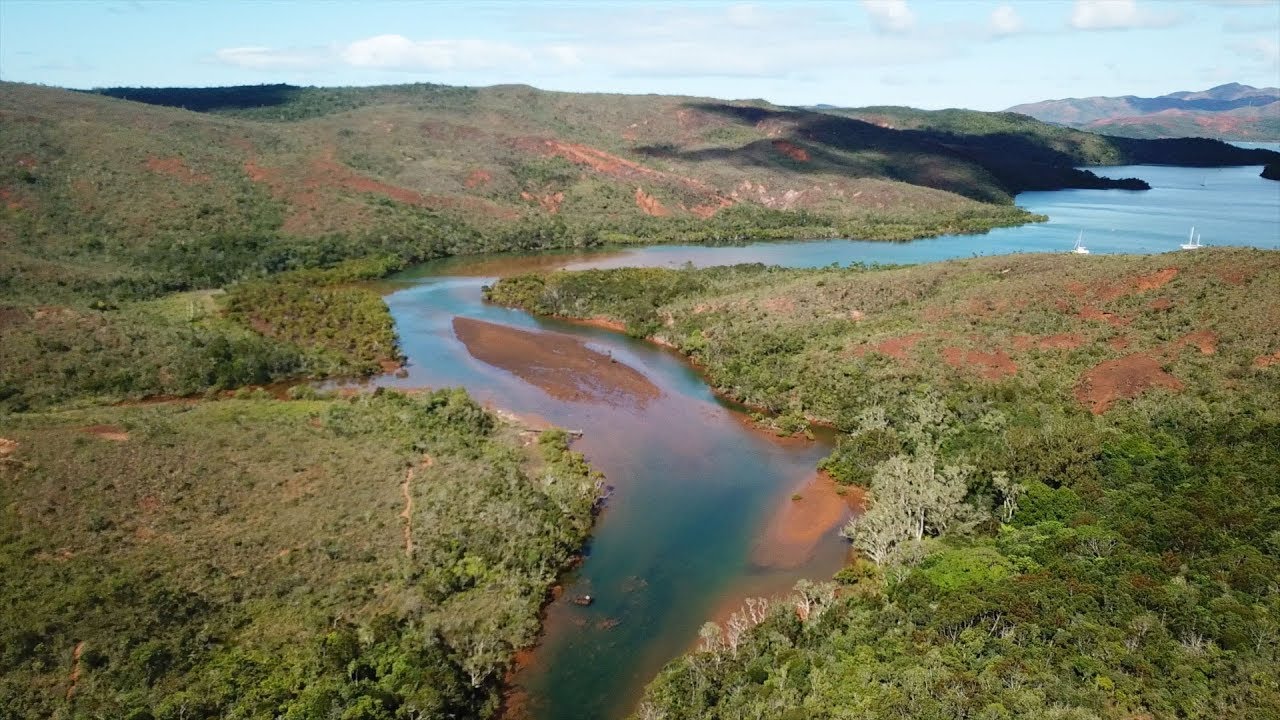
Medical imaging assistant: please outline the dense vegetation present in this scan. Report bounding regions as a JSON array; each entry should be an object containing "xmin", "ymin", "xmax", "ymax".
[
  {"xmin": 488, "ymin": 249, "xmax": 1280, "ymax": 719},
  {"xmin": 0, "ymin": 258, "xmax": 407, "ymax": 411},
  {"xmin": 0, "ymin": 389, "xmax": 602, "ymax": 719}
]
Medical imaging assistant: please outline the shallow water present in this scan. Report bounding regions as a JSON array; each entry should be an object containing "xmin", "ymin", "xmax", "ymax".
[{"xmin": 375, "ymin": 161, "xmax": 1278, "ymax": 720}]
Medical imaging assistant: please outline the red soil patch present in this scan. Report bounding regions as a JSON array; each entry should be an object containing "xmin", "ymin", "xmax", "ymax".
[
  {"xmin": 242, "ymin": 159, "xmax": 277, "ymax": 184},
  {"xmin": 452, "ymin": 317, "xmax": 660, "ymax": 406},
  {"xmin": 942, "ymin": 347, "xmax": 1018, "ymax": 380},
  {"xmin": 80, "ymin": 425, "xmax": 129, "ymax": 442},
  {"xmin": 1077, "ymin": 304, "xmax": 1131, "ymax": 327},
  {"xmin": 520, "ymin": 138, "xmax": 663, "ymax": 181},
  {"xmin": 750, "ymin": 471, "xmax": 865, "ymax": 569},
  {"xmin": 144, "ymin": 155, "xmax": 209, "ymax": 184},
  {"xmin": 1095, "ymin": 267, "xmax": 1179, "ymax": 302},
  {"xmin": 245, "ymin": 149, "xmax": 517, "ymax": 233},
  {"xmin": 772, "ymin": 140, "xmax": 811, "ymax": 162},
  {"xmin": 564, "ymin": 316, "xmax": 627, "ymax": 332},
  {"xmin": 1075, "ymin": 354, "xmax": 1184, "ymax": 414},
  {"xmin": 515, "ymin": 136, "xmax": 734, "ymax": 214},
  {"xmin": 1108, "ymin": 336, "xmax": 1131, "ymax": 351},
  {"xmin": 1254, "ymin": 350, "xmax": 1280, "ymax": 369},
  {"xmin": 520, "ymin": 190, "xmax": 564, "ymax": 214},
  {"xmin": 851, "ymin": 333, "xmax": 926, "ymax": 361},
  {"xmin": 1148, "ymin": 297, "xmax": 1173, "ymax": 312},
  {"xmin": 378, "ymin": 359, "xmax": 403, "ymax": 374},
  {"xmin": 634, "ymin": 187, "xmax": 670, "ymax": 217},
  {"xmin": 687, "ymin": 196, "xmax": 735, "ymax": 219},
  {"xmin": 1011, "ymin": 333, "xmax": 1085, "ymax": 352},
  {"xmin": 1169, "ymin": 330, "xmax": 1217, "ymax": 356},
  {"xmin": 0, "ymin": 186, "xmax": 33, "ymax": 211},
  {"xmin": 14, "ymin": 154, "xmax": 37, "ymax": 169},
  {"xmin": 762, "ymin": 296, "xmax": 797, "ymax": 314},
  {"xmin": 0, "ymin": 437, "xmax": 17, "ymax": 458},
  {"xmin": 464, "ymin": 169, "xmax": 492, "ymax": 189}
]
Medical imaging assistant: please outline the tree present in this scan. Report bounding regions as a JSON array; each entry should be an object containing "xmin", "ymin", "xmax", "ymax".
[{"xmin": 841, "ymin": 452, "xmax": 980, "ymax": 565}]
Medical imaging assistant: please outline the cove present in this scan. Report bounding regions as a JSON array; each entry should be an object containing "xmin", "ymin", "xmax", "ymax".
[{"xmin": 371, "ymin": 161, "xmax": 1279, "ymax": 720}]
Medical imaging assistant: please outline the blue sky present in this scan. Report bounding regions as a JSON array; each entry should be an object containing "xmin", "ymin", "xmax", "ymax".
[{"xmin": 1, "ymin": 0, "xmax": 1277, "ymax": 110}]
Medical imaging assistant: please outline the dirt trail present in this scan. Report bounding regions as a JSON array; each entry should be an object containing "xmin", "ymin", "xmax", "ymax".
[
  {"xmin": 452, "ymin": 317, "xmax": 661, "ymax": 406},
  {"xmin": 400, "ymin": 454, "xmax": 436, "ymax": 558},
  {"xmin": 66, "ymin": 641, "xmax": 84, "ymax": 699},
  {"xmin": 80, "ymin": 425, "xmax": 128, "ymax": 442}
]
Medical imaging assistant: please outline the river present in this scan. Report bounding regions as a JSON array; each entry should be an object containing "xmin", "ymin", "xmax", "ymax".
[{"xmin": 369, "ymin": 160, "xmax": 1279, "ymax": 720}]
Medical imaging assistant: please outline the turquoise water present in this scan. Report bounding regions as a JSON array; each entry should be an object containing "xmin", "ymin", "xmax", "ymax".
[{"xmin": 376, "ymin": 161, "xmax": 1279, "ymax": 720}]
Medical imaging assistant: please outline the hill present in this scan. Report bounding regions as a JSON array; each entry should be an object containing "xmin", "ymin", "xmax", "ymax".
[
  {"xmin": 0, "ymin": 390, "xmax": 602, "ymax": 719},
  {"xmin": 487, "ymin": 248, "xmax": 1280, "ymax": 719},
  {"xmin": 1007, "ymin": 83, "xmax": 1280, "ymax": 141},
  {"xmin": 3, "ymin": 81, "xmax": 1276, "ymax": 308}
]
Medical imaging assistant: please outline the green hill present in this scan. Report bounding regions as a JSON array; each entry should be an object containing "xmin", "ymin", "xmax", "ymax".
[
  {"xmin": 487, "ymin": 248, "xmax": 1280, "ymax": 719},
  {"xmin": 0, "ymin": 390, "xmax": 601, "ymax": 719},
  {"xmin": 4, "ymin": 81, "xmax": 1275, "ymax": 307}
]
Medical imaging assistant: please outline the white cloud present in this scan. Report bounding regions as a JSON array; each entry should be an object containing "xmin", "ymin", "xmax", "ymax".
[
  {"xmin": 1069, "ymin": 0, "xmax": 1179, "ymax": 31},
  {"xmin": 340, "ymin": 35, "xmax": 534, "ymax": 71},
  {"xmin": 989, "ymin": 4, "xmax": 1024, "ymax": 35},
  {"xmin": 214, "ymin": 46, "xmax": 331, "ymax": 71},
  {"xmin": 212, "ymin": 14, "xmax": 958, "ymax": 82},
  {"xmin": 861, "ymin": 0, "xmax": 916, "ymax": 33}
]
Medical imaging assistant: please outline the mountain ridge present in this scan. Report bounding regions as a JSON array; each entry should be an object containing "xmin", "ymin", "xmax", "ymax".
[
  {"xmin": 2, "ymin": 81, "xmax": 1276, "ymax": 305},
  {"xmin": 1007, "ymin": 83, "xmax": 1280, "ymax": 140}
]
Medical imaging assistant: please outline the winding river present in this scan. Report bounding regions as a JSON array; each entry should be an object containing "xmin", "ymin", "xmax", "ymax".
[{"xmin": 368, "ymin": 161, "xmax": 1278, "ymax": 720}]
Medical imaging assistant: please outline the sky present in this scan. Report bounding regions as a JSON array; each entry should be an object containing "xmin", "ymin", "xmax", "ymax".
[{"xmin": 1, "ymin": 0, "xmax": 1277, "ymax": 110}]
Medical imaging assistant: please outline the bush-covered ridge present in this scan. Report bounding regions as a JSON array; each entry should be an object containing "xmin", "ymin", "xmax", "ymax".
[
  {"xmin": 4, "ymin": 81, "xmax": 1276, "ymax": 309},
  {"xmin": 486, "ymin": 249, "xmax": 1280, "ymax": 719},
  {"xmin": 0, "ymin": 389, "xmax": 603, "ymax": 719},
  {"xmin": 0, "ymin": 259, "xmax": 405, "ymax": 412}
]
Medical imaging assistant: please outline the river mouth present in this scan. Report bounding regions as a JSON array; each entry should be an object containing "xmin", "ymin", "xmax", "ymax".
[{"xmin": 364, "ymin": 162, "xmax": 1279, "ymax": 720}]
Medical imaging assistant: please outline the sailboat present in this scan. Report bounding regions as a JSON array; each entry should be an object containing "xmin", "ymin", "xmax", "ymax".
[
  {"xmin": 1071, "ymin": 231, "xmax": 1090, "ymax": 255},
  {"xmin": 1180, "ymin": 226, "xmax": 1202, "ymax": 250}
]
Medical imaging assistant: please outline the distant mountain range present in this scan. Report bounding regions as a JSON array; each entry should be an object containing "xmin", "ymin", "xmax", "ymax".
[{"xmin": 1007, "ymin": 83, "xmax": 1280, "ymax": 141}]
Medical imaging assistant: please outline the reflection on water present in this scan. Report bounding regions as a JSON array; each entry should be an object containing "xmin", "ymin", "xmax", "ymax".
[{"xmin": 370, "ymin": 162, "xmax": 1278, "ymax": 720}]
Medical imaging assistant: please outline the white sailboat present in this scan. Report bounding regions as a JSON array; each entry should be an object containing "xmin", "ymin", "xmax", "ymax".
[
  {"xmin": 1180, "ymin": 226, "xmax": 1202, "ymax": 250},
  {"xmin": 1071, "ymin": 231, "xmax": 1090, "ymax": 255}
]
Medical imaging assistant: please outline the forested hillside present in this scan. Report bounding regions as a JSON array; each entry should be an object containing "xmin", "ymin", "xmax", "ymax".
[
  {"xmin": 488, "ymin": 249, "xmax": 1280, "ymax": 719},
  {"xmin": 4, "ymin": 81, "xmax": 1276, "ymax": 309},
  {"xmin": 0, "ymin": 390, "xmax": 602, "ymax": 719}
]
